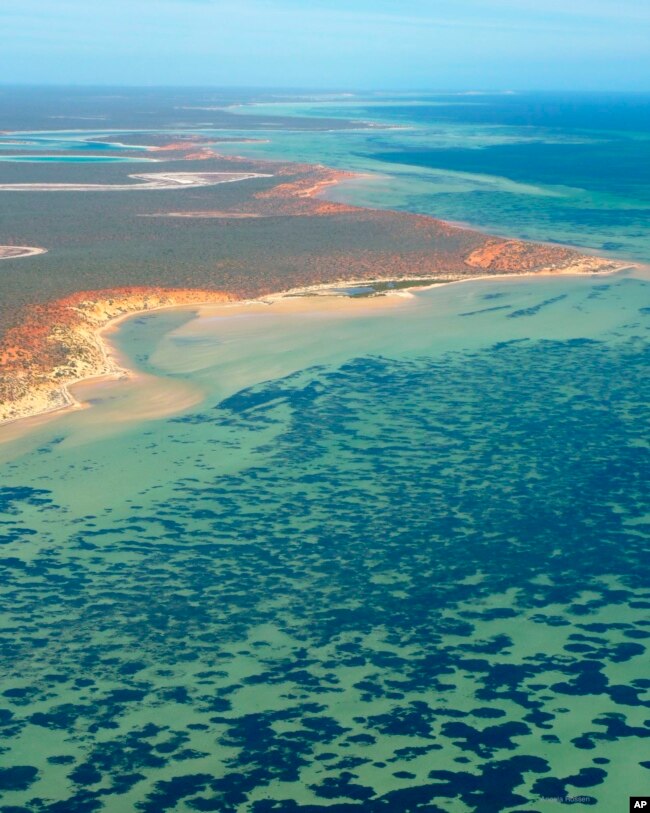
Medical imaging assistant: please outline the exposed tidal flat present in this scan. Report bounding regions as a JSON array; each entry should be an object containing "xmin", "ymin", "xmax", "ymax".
[
  {"xmin": 0, "ymin": 270, "xmax": 649, "ymax": 811},
  {"xmin": 0, "ymin": 246, "xmax": 47, "ymax": 261},
  {"xmin": 0, "ymin": 171, "xmax": 268, "ymax": 193},
  {"xmin": 0, "ymin": 156, "xmax": 157, "ymax": 164}
]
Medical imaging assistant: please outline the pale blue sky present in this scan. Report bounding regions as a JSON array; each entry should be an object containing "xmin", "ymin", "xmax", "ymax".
[{"xmin": 1, "ymin": 0, "xmax": 649, "ymax": 89}]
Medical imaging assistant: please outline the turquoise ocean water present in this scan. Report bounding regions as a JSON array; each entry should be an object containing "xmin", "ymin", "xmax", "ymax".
[
  {"xmin": 0, "ymin": 132, "xmax": 152, "ymax": 162},
  {"xmin": 214, "ymin": 92, "xmax": 650, "ymax": 264},
  {"xmin": 0, "ymin": 95, "xmax": 649, "ymax": 811}
]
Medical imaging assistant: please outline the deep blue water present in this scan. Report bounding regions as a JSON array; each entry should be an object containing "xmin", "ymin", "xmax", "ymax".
[
  {"xmin": 362, "ymin": 92, "xmax": 650, "ymax": 132},
  {"xmin": 220, "ymin": 92, "xmax": 650, "ymax": 262}
]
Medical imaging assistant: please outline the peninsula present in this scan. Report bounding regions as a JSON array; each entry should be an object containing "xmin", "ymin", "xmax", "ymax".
[{"xmin": 0, "ymin": 139, "xmax": 624, "ymax": 426}]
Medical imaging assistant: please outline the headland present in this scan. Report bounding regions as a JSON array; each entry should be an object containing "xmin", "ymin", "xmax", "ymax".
[{"xmin": 0, "ymin": 137, "xmax": 628, "ymax": 427}]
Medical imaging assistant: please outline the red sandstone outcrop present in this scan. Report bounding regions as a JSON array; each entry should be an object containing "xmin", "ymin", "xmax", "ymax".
[
  {"xmin": 0, "ymin": 288, "xmax": 235, "ymax": 424},
  {"xmin": 465, "ymin": 239, "xmax": 574, "ymax": 272}
]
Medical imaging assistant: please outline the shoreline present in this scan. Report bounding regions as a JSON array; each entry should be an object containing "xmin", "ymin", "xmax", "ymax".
[
  {"xmin": 260, "ymin": 261, "xmax": 637, "ymax": 301},
  {"xmin": 0, "ymin": 288, "xmax": 237, "ymax": 429},
  {"xmin": 312, "ymin": 172, "xmax": 640, "ymax": 269},
  {"xmin": 0, "ymin": 141, "xmax": 639, "ymax": 433},
  {"xmin": 0, "ymin": 259, "xmax": 637, "ymax": 435}
]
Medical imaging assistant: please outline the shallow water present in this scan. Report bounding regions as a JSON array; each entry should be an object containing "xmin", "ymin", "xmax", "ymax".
[
  {"xmin": 0, "ymin": 132, "xmax": 151, "ymax": 151},
  {"xmin": 214, "ymin": 92, "xmax": 650, "ymax": 264},
  {"xmin": 1, "ymin": 271, "xmax": 648, "ymax": 811},
  {"xmin": 4, "ymin": 93, "xmax": 650, "ymax": 263}
]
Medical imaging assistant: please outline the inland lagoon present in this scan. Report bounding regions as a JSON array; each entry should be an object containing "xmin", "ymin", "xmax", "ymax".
[{"xmin": 0, "ymin": 269, "xmax": 648, "ymax": 811}]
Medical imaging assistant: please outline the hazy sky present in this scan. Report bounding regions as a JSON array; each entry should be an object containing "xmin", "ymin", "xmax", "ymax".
[{"xmin": 2, "ymin": 0, "xmax": 649, "ymax": 89}]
